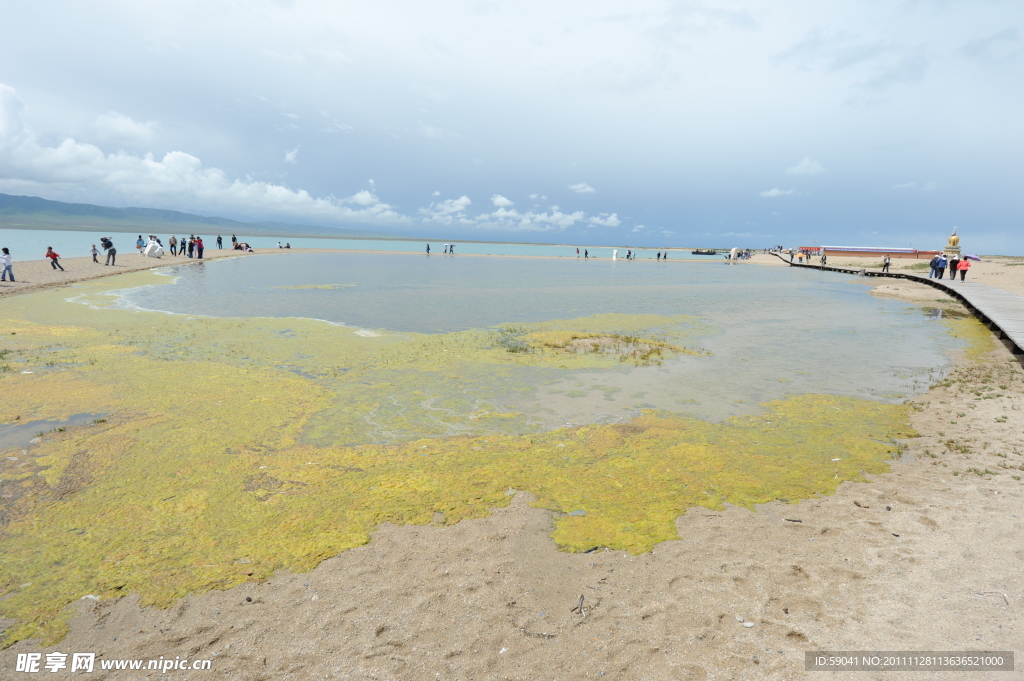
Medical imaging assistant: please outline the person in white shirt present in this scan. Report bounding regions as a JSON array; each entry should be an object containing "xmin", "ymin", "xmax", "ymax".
[{"xmin": 1, "ymin": 248, "xmax": 13, "ymax": 281}]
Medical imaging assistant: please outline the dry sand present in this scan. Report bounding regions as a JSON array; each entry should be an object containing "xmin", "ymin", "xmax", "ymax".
[{"xmin": 2, "ymin": 254, "xmax": 1023, "ymax": 680}]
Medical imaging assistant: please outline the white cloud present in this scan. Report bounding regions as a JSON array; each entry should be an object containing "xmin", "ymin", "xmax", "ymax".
[
  {"xmin": 528, "ymin": 193, "xmax": 537, "ymax": 199},
  {"xmin": 491, "ymin": 194, "xmax": 514, "ymax": 207},
  {"xmin": 631, "ymin": 224, "xmax": 646, "ymax": 233},
  {"xmin": 759, "ymin": 188, "xmax": 797, "ymax": 197},
  {"xmin": 893, "ymin": 181, "xmax": 939, "ymax": 191},
  {"xmin": 0, "ymin": 84, "xmax": 405, "ymax": 225},
  {"xmin": 419, "ymin": 196, "xmax": 474, "ymax": 224},
  {"xmin": 785, "ymin": 157, "xmax": 825, "ymax": 175},
  {"xmin": 568, "ymin": 182, "xmax": 595, "ymax": 194},
  {"xmin": 284, "ymin": 148, "xmax": 298, "ymax": 163},
  {"xmin": 588, "ymin": 212, "xmax": 620, "ymax": 227},
  {"xmin": 93, "ymin": 111, "xmax": 158, "ymax": 147},
  {"xmin": 432, "ymin": 190, "xmax": 440, "ymax": 196},
  {"xmin": 420, "ymin": 195, "xmax": 585, "ymax": 232}
]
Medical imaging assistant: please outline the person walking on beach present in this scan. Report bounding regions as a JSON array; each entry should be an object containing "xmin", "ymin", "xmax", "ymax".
[
  {"xmin": 881, "ymin": 254, "xmax": 891, "ymax": 273},
  {"xmin": 957, "ymin": 258, "xmax": 971, "ymax": 281},
  {"xmin": 169, "ymin": 235, "xmax": 177, "ymax": 256},
  {"xmin": 576, "ymin": 247, "xmax": 580, "ymax": 257},
  {"xmin": 935, "ymin": 254, "xmax": 947, "ymax": 280},
  {"xmin": 1, "ymin": 248, "xmax": 13, "ymax": 282},
  {"xmin": 217, "ymin": 235, "xmax": 223, "ymax": 249},
  {"xmin": 450, "ymin": 244, "xmax": 455, "ymax": 254},
  {"xmin": 948, "ymin": 255, "xmax": 960, "ymax": 280},
  {"xmin": 136, "ymin": 235, "xmax": 145, "ymax": 255},
  {"xmin": 928, "ymin": 255, "xmax": 939, "ymax": 278},
  {"xmin": 426, "ymin": 243, "xmax": 431, "ymax": 255},
  {"xmin": 90, "ymin": 244, "xmax": 99, "ymax": 263},
  {"xmin": 196, "ymin": 236, "xmax": 205, "ymax": 259},
  {"xmin": 187, "ymin": 236, "xmax": 195, "ymax": 258},
  {"xmin": 45, "ymin": 247, "xmax": 64, "ymax": 271},
  {"xmin": 584, "ymin": 249, "xmax": 588, "ymax": 259}
]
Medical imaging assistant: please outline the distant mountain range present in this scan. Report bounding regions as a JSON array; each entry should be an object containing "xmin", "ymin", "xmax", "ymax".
[{"xmin": 0, "ymin": 193, "xmax": 400, "ymax": 239}]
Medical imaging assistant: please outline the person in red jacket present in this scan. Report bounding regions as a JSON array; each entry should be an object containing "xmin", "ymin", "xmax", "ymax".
[
  {"xmin": 45, "ymin": 247, "xmax": 64, "ymax": 271},
  {"xmin": 957, "ymin": 258, "xmax": 971, "ymax": 281},
  {"xmin": 196, "ymin": 237, "xmax": 205, "ymax": 259}
]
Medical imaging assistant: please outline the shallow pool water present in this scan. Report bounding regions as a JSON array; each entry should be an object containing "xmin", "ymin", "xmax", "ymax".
[{"xmin": 108, "ymin": 252, "xmax": 958, "ymax": 423}]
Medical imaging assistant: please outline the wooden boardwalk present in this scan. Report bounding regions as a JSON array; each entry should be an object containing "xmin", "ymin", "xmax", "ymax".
[{"xmin": 772, "ymin": 254, "xmax": 1024, "ymax": 355}]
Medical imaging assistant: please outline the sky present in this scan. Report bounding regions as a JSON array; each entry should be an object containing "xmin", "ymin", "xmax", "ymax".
[{"xmin": 0, "ymin": 1, "xmax": 1021, "ymax": 251}]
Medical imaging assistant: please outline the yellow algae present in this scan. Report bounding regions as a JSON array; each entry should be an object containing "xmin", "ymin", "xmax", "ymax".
[
  {"xmin": 941, "ymin": 315, "xmax": 994, "ymax": 360},
  {"xmin": 0, "ymin": 278, "xmax": 913, "ymax": 646}
]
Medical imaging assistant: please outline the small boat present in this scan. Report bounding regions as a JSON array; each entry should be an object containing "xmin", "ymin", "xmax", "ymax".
[{"xmin": 691, "ymin": 249, "xmax": 716, "ymax": 255}]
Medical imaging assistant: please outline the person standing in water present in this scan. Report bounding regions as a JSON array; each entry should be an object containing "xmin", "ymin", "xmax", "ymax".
[
  {"xmin": 45, "ymin": 247, "xmax": 64, "ymax": 271},
  {"xmin": 1, "ymin": 247, "xmax": 13, "ymax": 281}
]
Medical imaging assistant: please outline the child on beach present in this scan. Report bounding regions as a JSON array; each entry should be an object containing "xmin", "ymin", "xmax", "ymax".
[
  {"xmin": 1, "ymin": 248, "xmax": 13, "ymax": 281},
  {"xmin": 90, "ymin": 245, "xmax": 99, "ymax": 263},
  {"xmin": 45, "ymin": 247, "xmax": 64, "ymax": 271}
]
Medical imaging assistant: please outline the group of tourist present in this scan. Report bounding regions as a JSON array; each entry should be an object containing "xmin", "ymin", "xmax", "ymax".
[
  {"xmin": 164, "ymin": 234, "xmax": 218, "ymax": 258},
  {"xmin": 929, "ymin": 253, "xmax": 971, "ymax": 281},
  {"xmin": 424, "ymin": 243, "xmax": 458, "ymax": 255}
]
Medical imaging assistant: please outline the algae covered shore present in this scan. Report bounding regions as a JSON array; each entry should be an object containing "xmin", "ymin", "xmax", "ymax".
[{"xmin": 0, "ymin": 270, "xmax": 968, "ymax": 647}]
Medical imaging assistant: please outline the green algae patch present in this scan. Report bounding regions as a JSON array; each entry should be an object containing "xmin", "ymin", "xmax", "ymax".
[
  {"xmin": 518, "ymin": 331, "xmax": 698, "ymax": 365},
  {"xmin": 0, "ymin": 281, "xmax": 910, "ymax": 646}
]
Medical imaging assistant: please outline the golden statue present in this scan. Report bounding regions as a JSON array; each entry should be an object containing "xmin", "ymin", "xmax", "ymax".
[{"xmin": 945, "ymin": 227, "xmax": 961, "ymax": 256}]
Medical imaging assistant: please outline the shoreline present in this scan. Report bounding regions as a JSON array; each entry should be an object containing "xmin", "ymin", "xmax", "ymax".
[{"xmin": 1, "ymin": 252, "xmax": 1022, "ymax": 679}]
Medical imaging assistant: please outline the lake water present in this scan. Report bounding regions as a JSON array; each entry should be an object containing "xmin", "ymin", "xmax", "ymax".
[
  {"xmin": 101, "ymin": 252, "xmax": 958, "ymax": 424},
  {"xmin": 0, "ymin": 227, "xmax": 710, "ymax": 261}
]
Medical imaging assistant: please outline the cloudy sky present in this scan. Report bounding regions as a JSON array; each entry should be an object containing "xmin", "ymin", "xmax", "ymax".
[{"xmin": 1, "ymin": 1, "xmax": 1021, "ymax": 251}]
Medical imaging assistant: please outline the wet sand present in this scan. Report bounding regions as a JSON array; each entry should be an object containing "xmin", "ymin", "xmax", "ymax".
[{"xmin": 1, "ymin": 256, "xmax": 1023, "ymax": 680}]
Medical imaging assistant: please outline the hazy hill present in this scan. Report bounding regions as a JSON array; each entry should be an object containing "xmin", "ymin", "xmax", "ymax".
[{"xmin": 0, "ymin": 193, "xmax": 400, "ymax": 239}]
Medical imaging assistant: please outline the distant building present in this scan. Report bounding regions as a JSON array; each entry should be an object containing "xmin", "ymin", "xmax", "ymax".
[{"xmin": 817, "ymin": 246, "xmax": 941, "ymax": 259}]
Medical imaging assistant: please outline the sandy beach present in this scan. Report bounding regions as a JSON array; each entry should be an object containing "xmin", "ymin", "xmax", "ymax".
[{"xmin": 1, "ymin": 254, "xmax": 1022, "ymax": 680}]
